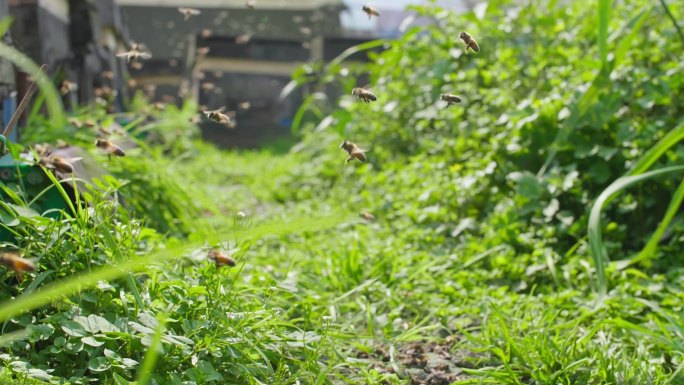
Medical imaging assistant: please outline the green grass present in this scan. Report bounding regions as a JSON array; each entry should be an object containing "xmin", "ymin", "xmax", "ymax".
[{"xmin": 1, "ymin": 0, "xmax": 684, "ymax": 384}]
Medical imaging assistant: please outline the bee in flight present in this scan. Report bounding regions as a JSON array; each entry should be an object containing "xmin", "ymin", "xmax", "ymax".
[
  {"xmin": 459, "ymin": 32, "xmax": 480, "ymax": 53},
  {"xmin": 60, "ymin": 80, "xmax": 76, "ymax": 95},
  {"xmin": 116, "ymin": 43, "xmax": 152, "ymax": 63},
  {"xmin": 440, "ymin": 93, "xmax": 462, "ymax": 107},
  {"xmin": 245, "ymin": 0, "xmax": 256, "ymax": 9},
  {"xmin": 340, "ymin": 140, "xmax": 367, "ymax": 164},
  {"xmin": 362, "ymin": 5, "xmax": 380, "ymax": 19},
  {"xmin": 203, "ymin": 107, "xmax": 236, "ymax": 128},
  {"xmin": 196, "ymin": 47, "xmax": 210, "ymax": 56},
  {"xmin": 96, "ymin": 139, "xmax": 126, "ymax": 157},
  {"xmin": 178, "ymin": 7, "xmax": 201, "ymax": 20},
  {"xmin": 235, "ymin": 34, "xmax": 252, "ymax": 45},
  {"xmin": 40, "ymin": 155, "xmax": 82, "ymax": 174},
  {"xmin": 208, "ymin": 249, "xmax": 236, "ymax": 267},
  {"xmin": 360, "ymin": 212, "xmax": 375, "ymax": 221},
  {"xmin": 0, "ymin": 250, "xmax": 35, "ymax": 282},
  {"xmin": 352, "ymin": 87, "xmax": 377, "ymax": 103}
]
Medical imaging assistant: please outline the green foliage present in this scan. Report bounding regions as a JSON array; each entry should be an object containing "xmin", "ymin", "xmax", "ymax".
[{"xmin": 1, "ymin": 0, "xmax": 684, "ymax": 384}]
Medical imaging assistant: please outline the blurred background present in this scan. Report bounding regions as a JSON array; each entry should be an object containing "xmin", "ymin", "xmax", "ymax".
[{"xmin": 0, "ymin": 0, "xmax": 478, "ymax": 148}]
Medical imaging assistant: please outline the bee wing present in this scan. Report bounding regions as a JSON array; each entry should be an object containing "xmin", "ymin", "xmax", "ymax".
[
  {"xmin": 138, "ymin": 52, "xmax": 152, "ymax": 60},
  {"xmin": 116, "ymin": 52, "xmax": 131, "ymax": 58},
  {"xmin": 67, "ymin": 157, "xmax": 83, "ymax": 163}
]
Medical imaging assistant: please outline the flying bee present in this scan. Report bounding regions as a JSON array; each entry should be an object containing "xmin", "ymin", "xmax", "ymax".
[
  {"xmin": 196, "ymin": 47, "xmax": 210, "ymax": 56},
  {"xmin": 201, "ymin": 28, "xmax": 213, "ymax": 38},
  {"xmin": 238, "ymin": 101, "xmax": 251, "ymax": 111},
  {"xmin": 203, "ymin": 107, "xmax": 236, "ymax": 128},
  {"xmin": 245, "ymin": 0, "xmax": 256, "ymax": 9},
  {"xmin": 178, "ymin": 7, "xmax": 201, "ymax": 20},
  {"xmin": 459, "ymin": 31, "xmax": 480, "ymax": 53},
  {"xmin": 95, "ymin": 139, "xmax": 125, "ymax": 157},
  {"xmin": 235, "ymin": 34, "xmax": 252, "ymax": 45},
  {"xmin": 101, "ymin": 70, "xmax": 114, "ymax": 80},
  {"xmin": 40, "ymin": 155, "xmax": 82, "ymax": 174},
  {"xmin": 360, "ymin": 212, "xmax": 375, "ymax": 221},
  {"xmin": 117, "ymin": 43, "xmax": 152, "ymax": 63},
  {"xmin": 340, "ymin": 140, "xmax": 367, "ymax": 164},
  {"xmin": 60, "ymin": 80, "xmax": 76, "ymax": 95},
  {"xmin": 440, "ymin": 93, "xmax": 462, "ymax": 107},
  {"xmin": 352, "ymin": 87, "xmax": 377, "ymax": 103},
  {"xmin": 0, "ymin": 250, "xmax": 35, "ymax": 282},
  {"xmin": 207, "ymin": 249, "xmax": 236, "ymax": 267},
  {"xmin": 56, "ymin": 139, "xmax": 69, "ymax": 149},
  {"xmin": 362, "ymin": 5, "xmax": 380, "ymax": 19}
]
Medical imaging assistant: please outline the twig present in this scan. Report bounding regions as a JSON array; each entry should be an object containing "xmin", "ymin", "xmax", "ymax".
[
  {"xmin": 659, "ymin": 0, "xmax": 684, "ymax": 44},
  {"xmin": 3, "ymin": 64, "xmax": 48, "ymax": 137}
]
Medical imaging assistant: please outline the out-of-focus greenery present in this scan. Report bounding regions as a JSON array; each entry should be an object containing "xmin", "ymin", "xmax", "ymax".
[{"xmin": 1, "ymin": 0, "xmax": 684, "ymax": 384}]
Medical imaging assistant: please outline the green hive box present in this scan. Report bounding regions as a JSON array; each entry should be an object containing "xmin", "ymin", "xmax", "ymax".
[{"xmin": 0, "ymin": 152, "xmax": 74, "ymax": 242}]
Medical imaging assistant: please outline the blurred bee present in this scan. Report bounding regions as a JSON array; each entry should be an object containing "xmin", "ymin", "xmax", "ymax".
[
  {"xmin": 299, "ymin": 27, "xmax": 312, "ymax": 35},
  {"xmin": 196, "ymin": 47, "xmax": 210, "ymax": 56},
  {"xmin": 362, "ymin": 5, "xmax": 380, "ymax": 19},
  {"xmin": 441, "ymin": 93, "xmax": 462, "ymax": 107},
  {"xmin": 60, "ymin": 80, "xmax": 76, "ymax": 95},
  {"xmin": 83, "ymin": 119, "xmax": 97, "ymax": 128},
  {"xmin": 101, "ymin": 70, "xmax": 114, "ymax": 80},
  {"xmin": 235, "ymin": 34, "xmax": 252, "ymax": 45},
  {"xmin": 238, "ymin": 101, "xmax": 251, "ymax": 111},
  {"xmin": 360, "ymin": 212, "xmax": 375, "ymax": 221},
  {"xmin": 68, "ymin": 117, "xmax": 83, "ymax": 128},
  {"xmin": 245, "ymin": 0, "xmax": 256, "ymax": 9},
  {"xmin": 459, "ymin": 31, "xmax": 480, "ymax": 53},
  {"xmin": 208, "ymin": 249, "xmax": 236, "ymax": 267},
  {"xmin": 340, "ymin": 140, "xmax": 367, "ymax": 164},
  {"xmin": 0, "ymin": 250, "xmax": 35, "ymax": 282},
  {"xmin": 352, "ymin": 87, "xmax": 377, "ymax": 103},
  {"xmin": 178, "ymin": 7, "xmax": 201, "ymax": 20},
  {"xmin": 40, "ymin": 155, "xmax": 82, "ymax": 174},
  {"xmin": 130, "ymin": 61, "xmax": 144, "ymax": 70},
  {"xmin": 96, "ymin": 139, "xmax": 126, "ymax": 157},
  {"xmin": 200, "ymin": 82, "xmax": 215, "ymax": 91},
  {"xmin": 152, "ymin": 102, "xmax": 166, "ymax": 111},
  {"xmin": 117, "ymin": 43, "xmax": 152, "ymax": 63},
  {"xmin": 56, "ymin": 139, "xmax": 69, "ymax": 149},
  {"xmin": 203, "ymin": 107, "xmax": 236, "ymax": 128},
  {"xmin": 201, "ymin": 28, "xmax": 213, "ymax": 38}
]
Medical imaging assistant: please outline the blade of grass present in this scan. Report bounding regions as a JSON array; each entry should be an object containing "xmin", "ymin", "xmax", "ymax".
[
  {"xmin": 588, "ymin": 165, "xmax": 684, "ymax": 297},
  {"xmin": 598, "ymin": 0, "xmax": 611, "ymax": 68},
  {"xmin": 659, "ymin": 0, "xmax": 684, "ymax": 43},
  {"xmin": 136, "ymin": 313, "xmax": 167, "ymax": 385}
]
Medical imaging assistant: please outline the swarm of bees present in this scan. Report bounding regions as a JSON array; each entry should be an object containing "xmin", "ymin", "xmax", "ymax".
[
  {"xmin": 352, "ymin": 87, "xmax": 377, "ymax": 103},
  {"xmin": 208, "ymin": 249, "xmax": 236, "ymax": 267},
  {"xmin": 178, "ymin": 7, "xmax": 201, "ymax": 20},
  {"xmin": 340, "ymin": 140, "xmax": 367, "ymax": 164},
  {"xmin": 362, "ymin": 5, "xmax": 380, "ymax": 19},
  {"xmin": 203, "ymin": 107, "xmax": 236, "ymax": 128},
  {"xmin": 0, "ymin": 250, "xmax": 35, "ymax": 282}
]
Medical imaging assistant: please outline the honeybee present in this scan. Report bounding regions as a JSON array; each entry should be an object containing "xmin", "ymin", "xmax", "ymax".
[
  {"xmin": 201, "ymin": 28, "xmax": 213, "ymax": 38},
  {"xmin": 200, "ymin": 82, "xmax": 215, "ymax": 91},
  {"xmin": 340, "ymin": 140, "xmax": 367, "ymax": 164},
  {"xmin": 95, "ymin": 139, "xmax": 126, "ymax": 157},
  {"xmin": 362, "ymin": 5, "xmax": 380, "ymax": 19},
  {"xmin": 459, "ymin": 32, "xmax": 480, "ymax": 53},
  {"xmin": 440, "ymin": 93, "xmax": 462, "ymax": 106},
  {"xmin": 178, "ymin": 7, "xmax": 201, "ymax": 20},
  {"xmin": 60, "ymin": 80, "xmax": 76, "ymax": 95},
  {"xmin": 68, "ymin": 117, "xmax": 83, "ymax": 128},
  {"xmin": 40, "ymin": 155, "xmax": 82, "ymax": 174},
  {"xmin": 238, "ymin": 101, "xmax": 251, "ymax": 111},
  {"xmin": 130, "ymin": 61, "xmax": 144, "ymax": 70},
  {"xmin": 245, "ymin": 0, "xmax": 256, "ymax": 9},
  {"xmin": 116, "ymin": 43, "xmax": 152, "ymax": 63},
  {"xmin": 101, "ymin": 70, "xmax": 114, "ymax": 80},
  {"xmin": 196, "ymin": 47, "xmax": 210, "ymax": 56},
  {"xmin": 203, "ymin": 107, "xmax": 236, "ymax": 128},
  {"xmin": 299, "ymin": 27, "xmax": 312, "ymax": 35},
  {"xmin": 235, "ymin": 34, "xmax": 252, "ymax": 45},
  {"xmin": 208, "ymin": 249, "xmax": 236, "ymax": 267},
  {"xmin": 360, "ymin": 212, "xmax": 375, "ymax": 221},
  {"xmin": 0, "ymin": 250, "xmax": 35, "ymax": 282},
  {"xmin": 352, "ymin": 87, "xmax": 377, "ymax": 103}
]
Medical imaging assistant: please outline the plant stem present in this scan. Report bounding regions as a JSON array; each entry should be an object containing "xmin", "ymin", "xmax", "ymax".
[{"xmin": 659, "ymin": 0, "xmax": 684, "ymax": 44}]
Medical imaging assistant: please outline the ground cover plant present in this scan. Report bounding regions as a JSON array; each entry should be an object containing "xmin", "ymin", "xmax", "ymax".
[{"xmin": 0, "ymin": 0, "xmax": 683, "ymax": 384}]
